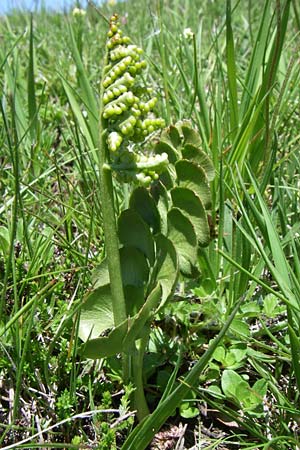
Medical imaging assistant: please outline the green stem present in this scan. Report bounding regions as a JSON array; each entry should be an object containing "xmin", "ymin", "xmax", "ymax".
[
  {"xmin": 132, "ymin": 333, "xmax": 150, "ymax": 421},
  {"xmin": 98, "ymin": 62, "xmax": 127, "ymax": 328},
  {"xmin": 98, "ymin": 50, "xmax": 129, "ymax": 385}
]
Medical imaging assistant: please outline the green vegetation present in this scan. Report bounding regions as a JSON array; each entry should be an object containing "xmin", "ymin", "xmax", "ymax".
[{"xmin": 1, "ymin": 0, "xmax": 300, "ymax": 448}]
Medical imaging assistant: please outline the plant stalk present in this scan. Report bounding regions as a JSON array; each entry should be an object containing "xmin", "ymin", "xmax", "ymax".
[
  {"xmin": 98, "ymin": 62, "xmax": 127, "ymax": 328},
  {"xmin": 133, "ymin": 333, "xmax": 150, "ymax": 421},
  {"xmin": 98, "ymin": 53, "xmax": 130, "ymax": 387}
]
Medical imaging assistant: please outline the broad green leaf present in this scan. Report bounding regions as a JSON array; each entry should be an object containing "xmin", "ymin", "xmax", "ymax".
[
  {"xmin": 181, "ymin": 144, "xmax": 215, "ymax": 182},
  {"xmin": 154, "ymin": 234, "xmax": 178, "ymax": 307},
  {"xmin": 229, "ymin": 344, "xmax": 248, "ymax": 363},
  {"xmin": 175, "ymin": 160, "xmax": 211, "ymax": 209},
  {"xmin": 159, "ymin": 166, "xmax": 176, "ymax": 191},
  {"xmin": 178, "ymin": 120, "xmax": 202, "ymax": 147},
  {"xmin": 118, "ymin": 209, "xmax": 155, "ymax": 265},
  {"xmin": 154, "ymin": 140, "xmax": 178, "ymax": 164},
  {"xmin": 78, "ymin": 284, "xmax": 114, "ymax": 342},
  {"xmin": 129, "ymin": 187, "xmax": 160, "ymax": 233},
  {"xmin": 91, "ymin": 258, "xmax": 110, "ymax": 289},
  {"xmin": 213, "ymin": 346, "xmax": 226, "ymax": 363},
  {"xmin": 221, "ymin": 369, "xmax": 246, "ymax": 401},
  {"xmin": 242, "ymin": 379, "xmax": 267, "ymax": 411},
  {"xmin": 151, "ymin": 182, "xmax": 169, "ymax": 235},
  {"xmin": 224, "ymin": 351, "xmax": 239, "ymax": 368},
  {"xmin": 240, "ymin": 301, "xmax": 261, "ymax": 317},
  {"xmin": 81, "ymin": 320, "xmax": 128, "ymax": 359},
  {"xmin": 122, "ymin": 283, "xmax": 162, "ymax": 351},
  {"xmin": 263, "ymin": 294, "xmax": 284, "ymax": 318},
  {"xmin": 219, "ymin": 344, "xmax": 248, "ymax": 370},
  {"xmin": 229, "ymin": 319, "xmax": 250, "ymax": 338},
  {"xmin": 171, "ymin": 187, "xmax": 210, "ymax": 246},
  {"xmin": 179, "ymin": 401, "xmax": 199, "ymax": 419},
  {"xmin": 238, "ymin": 380, "xmax": 253, "ymax": 405},
  {"xmin": 124, "ymin": 285, "xmax": 145, "ymax": 317},
  {"xmin": 252, "ymin": 379, "xmax": 267, "ymax": 399},
  {"xmin": 120, "ymin": 246, "xmax": 149, "ymax": 287},
  {"xmin": 81, "ymin": 285, "xmax": 162, "ymax": 359},
  {"xmin": 169, "ymin": 124, "xmax": 182, "ymax": 147},
  {"xmin": 167, "ymin": 207, "xmax": 197, "ymax": 276},
  {"xmin": 161, "ymin": 124, "xmax": 181, "ymax": 148}
]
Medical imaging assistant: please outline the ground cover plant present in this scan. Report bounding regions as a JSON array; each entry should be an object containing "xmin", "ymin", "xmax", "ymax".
[{"xmin": 0, "ymin": 0, "xmax": 300, "ymax": 448}]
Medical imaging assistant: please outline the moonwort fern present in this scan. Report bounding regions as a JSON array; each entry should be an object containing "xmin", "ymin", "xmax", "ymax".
[
  {"xmin": 101, "ymin": 14, "xmax": 168, "ymax": 185},
  {"xmin": 77, "ymin": 14, "xmax": 215, "ymax": 422}
]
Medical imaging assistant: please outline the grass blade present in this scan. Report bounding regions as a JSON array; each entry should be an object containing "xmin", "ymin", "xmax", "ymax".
[
  {"xmin": 60, "ymin": 75, "xmax": 97, "ymax": 160},
  {"xmin": 225, "ymin": 0, "xmax": 239, "ymax": 137},
  {"xmin": 67, "ymin": 22, "xmax": 98, "ymax": 147},
  {"xmin": 27, "ymin": 15, "xmax": 37, "ymax": 140},
  {"xmin": 288, "ymin": 324, "xmax": 300, "ymax": 393}
]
